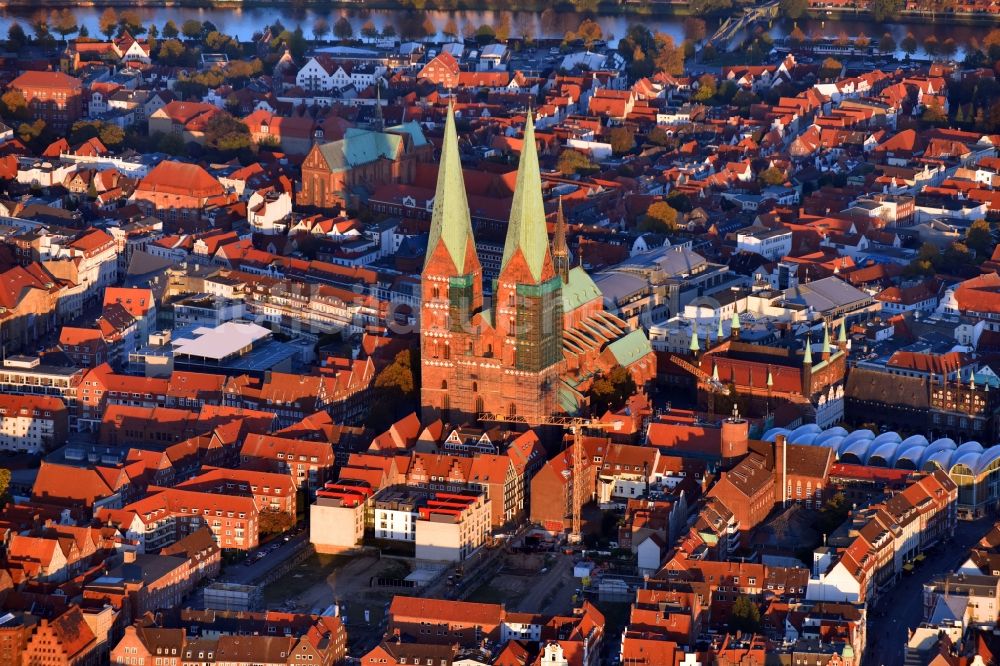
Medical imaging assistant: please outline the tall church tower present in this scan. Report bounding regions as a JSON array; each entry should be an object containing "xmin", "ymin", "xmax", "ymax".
[
  {"xmin": 420, "ymin": 105, "xmax": 484, "ymax": 423},
  {"xmin": 419, "ymin": 111, "xmax": 565, "ymax": 426},
  {"xmin": 492, "ymin": 114, "xmax": 564, "ymax": 423}
]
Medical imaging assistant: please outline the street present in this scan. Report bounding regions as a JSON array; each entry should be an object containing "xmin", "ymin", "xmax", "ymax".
[
  {"xmin": 219, "ymin": 533, "xmax": 309, "ymax": 585},
  {"xmin": 864, "ymin": 518, "xmax": 992, "ymax": 666}
]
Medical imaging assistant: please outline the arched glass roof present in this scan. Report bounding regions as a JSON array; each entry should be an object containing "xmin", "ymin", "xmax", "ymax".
[{"xmin": 774, "ymin": 425, "xmax": 1000, "ymax": 480}]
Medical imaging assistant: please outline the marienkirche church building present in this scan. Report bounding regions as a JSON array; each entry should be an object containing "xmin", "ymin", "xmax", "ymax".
[{"xmin": 420, "ymin": 106, "xmax": 656, "ymax": 425}]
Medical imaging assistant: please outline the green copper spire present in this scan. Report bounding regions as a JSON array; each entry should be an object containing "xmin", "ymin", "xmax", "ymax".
[
  {"xmin": 838, "ymin": 318, "xmax": 847, "ymax": 343},
  {"xmin": 731, "ymin": 311, "xmax": 741, "ymax": 330},
  {"xmin": 717, "ymin": 317, "xmax": 724, "ymax": 341},
  {"xmin": 822, "ymin": 325, "xmax": 831, "ymax": 355},
  {"xmin": 803, "ymin": 336, "xmax": 813, "ymax": 365},
  {"xmin": 424, "ymin": 104, "xmax": 474, "ymax": 273},
  {"xmin": 501, "ymin": 113, "xmax": 550, "ymax": 283},
  {"xmin": 689, "ymin": 326, "xmax": 700, "ymax": 353}
]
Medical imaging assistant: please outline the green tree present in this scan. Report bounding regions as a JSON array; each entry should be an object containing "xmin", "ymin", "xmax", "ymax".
[
  {"xmin": 817, "ymin": 491, "xmax": 850, "ymax": 535},
  {"xmin": 871, "ymin": 0, "xmax": 902, "ymax": 21},
  {"xmin": 157, "ymin": 39, "xmax": 189, "ymax": 66},
  {"xmin": 759, "ymin": 166, "xmax": 786, "ymax": 186},
  {"xmin": 0, "ymin": 467, "xmax": 9, "ymax": 505},
  {"xmin": 181, "ymin": 19, "xmax": 203, "ymax": 40},
  {"xmin": 609, "ymin": 127, "xmax": 636, "ymax": 155},
  {"xmin": 924, "ymin": 35, "xmax": 939, "ymax": 56},
  {"xmin": 367, "ymin": 349, "xmax": 418, "ymax": 431},
  {"xmin": 588, "ymin": 365, "xmax": 637, "ymax": 415},
  {"xmin": 334, "ymin": 16, "xmax": 353, "ymax": 40},
  {"xmin": 6, "ymin": 22, "xmax": 28, "ymax": 51},
  {"xmin": 692, "ymin": 73, "xmax": 717, "ymax": 102},
  {"xmin": 312, "ymin": 18, "xmax": 329, "ymax": 42},
  {"xmin": 640, "ymin": 201, "xmax": 679, "ymax": 233},
  {"xmin": 98, "ymin": 7, "xmax": 118, "ymax": 40},
  {"xmin": 901, "ymin": 32, "xmax": 918, "ymax": 55},
  {"xmin": 647, "ymin": 126, "xmax": 671, "ymax": 147},
  {"xmin": 163, "ymin": 19, "xmax": 180, "ymax": 39},
  {"xmin": 965, "ymin": 219, "xmax": 994, "ymax": 258},
  {"xmin": 204, "ymin": 111, "xmax": 252, "ymax": 156},
  {"xmin": 729, "ymin": 596, "xmax": 761, "ymax": 634},
  {"xmin": 879, "ymin": 32, "xmax": 896, "ymax": 53},
  {"xmin": 780, "ymin": 0, "xmax": 808, "ymax": 19},
  {"xmin": 557, "ymin": 149, "xmax": 596, "ymax": 176}
]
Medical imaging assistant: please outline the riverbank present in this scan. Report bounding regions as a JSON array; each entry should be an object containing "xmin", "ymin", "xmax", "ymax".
[{"xmin": 0, "ymin": 0, "xmax": 998, "ymax": 27}]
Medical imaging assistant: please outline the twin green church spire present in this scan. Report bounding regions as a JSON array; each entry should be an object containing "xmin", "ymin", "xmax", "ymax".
[{"xmin": 425, "ymin": 106, "xmax": 551, "ymax": 284}]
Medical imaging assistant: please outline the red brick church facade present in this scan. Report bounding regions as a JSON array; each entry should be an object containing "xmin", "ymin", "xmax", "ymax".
[{"xmin": 420, "ymin": 107, "xmax": 656, "ymax": 426}]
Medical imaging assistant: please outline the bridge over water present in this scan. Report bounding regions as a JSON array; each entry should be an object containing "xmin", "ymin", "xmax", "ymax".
[{"xmin": 708, "ymin": 0, "xmax": 782, "ymax": 52}]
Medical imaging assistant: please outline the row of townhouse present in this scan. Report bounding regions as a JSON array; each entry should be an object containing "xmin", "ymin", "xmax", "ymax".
[{"xmin": 806, "ymin": 469, "xmax": 958, "ymax": 605}]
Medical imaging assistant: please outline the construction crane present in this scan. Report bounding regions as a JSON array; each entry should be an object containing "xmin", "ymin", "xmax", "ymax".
[{"xmin": 478, "ymin": 412, "xmax": 622, "ymax": 545}]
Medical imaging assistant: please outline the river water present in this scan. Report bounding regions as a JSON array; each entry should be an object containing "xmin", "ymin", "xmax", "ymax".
[{"xmin": 0, "ymin": 6, "xmax": 991, "ymax": 58}]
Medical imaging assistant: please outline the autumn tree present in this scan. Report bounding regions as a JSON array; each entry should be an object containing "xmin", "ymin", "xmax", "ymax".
[
  {"xmin": 856, "ymin": 32, "xmax": 870, "ymax": 49},
  {"xmin": 313, "ymin": 18, "xmax": 329, "ymax": 41},
  {"xmin": 879, "ymin": 32, "xmax": 897, "ymax": 53},
  {"xmin": 361, "ymin": 20, "xmax": 378, "ymax": 38},
  {"xmin": 443, "ymin": 18, "xmax": 458, "ymax": 39},
  {"xmin": 1, "ymin": 90, "xmax": 29, "ymax": 121},
  {"xmin": 693, "ymin": 73, "xmax": 717, "ymax": 102},
  {"xmin": 922, "ymin": 98, "xmax": 946, "ymax": 123},
  {"xmin": 609, "ymin": 127, "xmax": 636, "ymax": 155},
  {"xmin": 259, "ymin": 509, "xmax": 296, "ymax": 535},
  {"xmin": 789, "ymin": 24, "xmax": 806, "ymax": 45},
  {"xmin": 940, "ymin": 37, "xmax": 957, "ymax": 58},
  {"xmin": 647, "ymin": 126, "xmax": 671, "ymax": 147},
  {"xmin": 819, "ymin": 57, "xmax": 843, "ymax": 79},
  {"xmin": 334, "ymin": 16, "xmax": 353, "ymax": 40},
  {"xmin": 683, "ymin": 17, "xmax": 706, "ymax": 42},
  {"xmin": 577, "ymin": 18, "xmax": 602, "ymax": 48},
  {"xmin": 901, "ymin": 32, "xmax": 918, "ymax": 55},
  {"xmin": 652, "ymin": 32, "xmax": 684, "ymax": 76},
  {"xmin": 759, "ymin": 166, "xmax": 786, "ymax": 186},
  {"xmin": 52, "ymin": 9, "xmax": 78, "ymax": 43},
  {"xmin": 98, "ymin": 8, "xmax": 118, "ymax": 40},
  {"xmin": 119, "ymin": 10, "xmax": 144, "ymax": 36},
  {"xmin": 557, "ymin": 149, "xmax": 596, "ymax": 176},
  {"xmin": 640, "ymin": 201, "xmax": 679, "ymax": 233}
]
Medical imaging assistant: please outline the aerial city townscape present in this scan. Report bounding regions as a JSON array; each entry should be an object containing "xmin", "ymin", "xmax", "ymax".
[{"xmin": 0, "ymin": 0, "xmax": 999, "ymax": 664}]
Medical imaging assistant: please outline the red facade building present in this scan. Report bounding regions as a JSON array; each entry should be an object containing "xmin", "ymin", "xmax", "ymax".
[{"xmin": 9, "ymin": 71, "xmax": 83, "ymax": 130}]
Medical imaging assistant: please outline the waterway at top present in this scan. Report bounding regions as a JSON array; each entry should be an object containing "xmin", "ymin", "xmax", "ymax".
[{"xmin": 0, "ymin": 6, "xmax": 990, "ymax": 59}]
